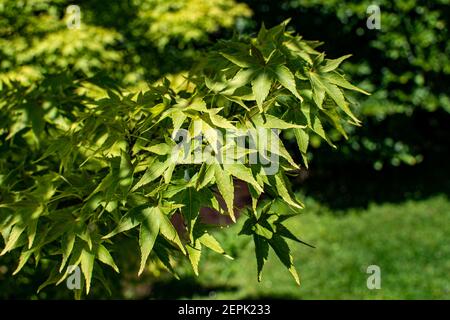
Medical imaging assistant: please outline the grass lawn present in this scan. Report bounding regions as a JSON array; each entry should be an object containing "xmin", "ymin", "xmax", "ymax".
[{"xmin": 175, "ymin": 195, "xmax": 450, "ymax": 299}]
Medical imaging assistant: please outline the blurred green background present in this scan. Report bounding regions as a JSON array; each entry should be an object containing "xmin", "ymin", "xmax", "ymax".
[{"xmin": 0, "ymin": 0, "xmax": 449, "ymax": 299}]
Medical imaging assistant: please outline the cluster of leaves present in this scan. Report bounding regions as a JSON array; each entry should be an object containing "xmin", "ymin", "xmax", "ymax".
[
  {"xmin": 244, "ymin": 0, "xmax": 449, "ymax": 168},
  {"xmin": 0, "ymin": 22, "xmax": 367, "ymax": 295}
]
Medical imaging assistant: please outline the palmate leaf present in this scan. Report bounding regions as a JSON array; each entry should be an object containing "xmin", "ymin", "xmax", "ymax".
[
  {"xmin": 269, "ymin": 198, "xmax": 302, "ymax": 218},
  {"xmin": 196, "ymin": 163, "xmax": 216, "ymax": 190},
  {"xmin": 244, "ymin": 198, "xmax": 310, "ymax": 285},
  {"xmin": 139, "ymin": 207, "xmax": 186, "ymax": 275},
  {"xmin": 299, "ymin": 101, "xmax": 336, "ymax": 148},
  {"xmin": 268, "ymin": 172, "xmax": 304, "ymax": 210},
  {"xmin": 269, "ymin": 133, "xmax": 300, "ymax": 170},
  {"xmin": 223, "ymin": 163, "xmax": 263, "ymax": 193},
  {"xmin": 282, "ymin": 36, "xmax": 316, "ymax": 65},
  {"xmin": 154, "ymin": 243, "xmax": 179, "ymax": 280},
  {"xmin": 12, "ymin": 223, "xmax": 52, "ymax": 275},
  {"xmin": 13, "ymin": 248, "xmax": 34, "ymax": 276},
  {"xmin": 60, "ymin": 238, "xmax": 119, "ymax": 295},
  {"xmin": 275, "ymin": 224, "xmax": 315, "ymax": 248},
  {"xmin": 37, "ymin": 266, "xmax": 63, "ymax": 294},
  {"xmin": 27, "ymin": 218, "xmax": 38, "ymax": 249},
  {"xmin": 222, "ymin": 68, "xmax": 256, "ymax": 95},
  {"xmin": 251, "ymin": 69, "xmax": 272, "ymax": 111},
  {"xmin": 118, "ymin": 150, "xmax": 134, "ymax": 199},
  {"xmin": 220, "ymin": 52, "xmax": 254, "ymax": 69},
  {"xmin": 186, "ymin": 240, "xmax": 202, "ymax": 276},
  {"xmin": 97, "ymin": 244, "xmax": 120, "ymax": 273},
  {"xmin": 158, "ymin": 208, "xmax": 186, "ymax": 255},
  {"xmin": 80, "ymin": 247, "xmax": 95, "ymax": 294},
  {"xmin": 0, "ymin": 201, "xmax": 45, "ymax": 256},
  {"xmin": 268, "ymin": 234, "xmax": 300, "ymax": 285},
  {"xmin": 321, "ymin": 107, "xmax": 348, "ymax": 139},
  {"xmin": 60, "ymin": 232, "xmax": 76, "ymax": 272},
  {"xmin": 254, "ymin": 234, "xmax": 269, "ymax": 282},
  {"xmin": 309, "ymin": 72, "xmax": 326, "ymax": 109},
  {"xmin": 179, "ymin": 188, "xmax": 202, "ymax": 240},
  {"xmin": 322, "ymin": 72, "xmax": 370, "ymax": 95},
  {"xmin": 309, "ymin": 72, "xmax": 362, "ymax": 124},
  {"xmin": 163, "ymin": 162, "xmax": 176, "ymax": 184},
  {"xmin": 319, "ymin": 54, "xmax": 352, "ymax": 73},
  {"xmin": 251, "ymin": 113, "xmax": 305, "ymax": 130},
  {"xmin": 207, "ymin": 110, "xmax": 236, "ymax": 130},
  {"xmin": 138, "ymin": 207, "xmax": 161, "ymax": 275},
  {"xmin": 321, "ymin": 81, "xmax": 360, "ymax": 125},
  {"xmin": 205, "ymin": 76, "xmax": 228, "ymax": 93},
  {"xmin": 248, "ymin": 184, "xmax": 262, "ymax": 213},
  {"xmin": 0, "ymin": 224, "xmax": 26, "ymax": 256},
  {"xmin": 102, "ymin": 205, "xmax": 144, "ymax": 239},
  {"xmin": 93, "ymin": 264, "xmax": 113, "ymax": 296},
  {"xmin": 186, "ymin": 226, "xmax": 232, "ymax": 275},
  {"xmin": 269, "ymin": 64, "xmax": 303, "ymax": 101},
  {"xmin": 131, "ymin": 157, "xmax": 170, "ymax": 192},
  {"xmin": 103, "ymin": 205, "xmax": 186, "ymax": 276},
  {"xmin": 198, "ymin": 231, "xmax": 232, "ymax": 259},
  {"xmin": 213, "ymin": 164, "xmax": 235, "ymax": 221},
  {"xmin": 254, "ymin": 222, "xmax": 274, "ymax": 239},
  {"xmin": 244, "ymin": 121, "xmax": 299, "ymax": 170},
  {"xmin": 311, "ymin": 110, "xmax": 335, "ymax": 148},
  {"xmin": 294, "ymin": 128, "xmax": 309, "ymax": 167}
]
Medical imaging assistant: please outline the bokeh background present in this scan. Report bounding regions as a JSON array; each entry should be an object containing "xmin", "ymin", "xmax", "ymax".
[{"xmin": 0, "ymin": 0, "xmax": 449, "ymax": 299}]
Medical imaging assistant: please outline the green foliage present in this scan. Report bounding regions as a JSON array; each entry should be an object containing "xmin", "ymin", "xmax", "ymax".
[
  {"xmin": 243, "ymin": 0, "xmax": 450, "ymax": 168},
  {"xmin": 0, "ymin": 0, "xmax": 122, "ymax": 83},
  {"xmin": 134, "ymin": 0, "xmax": 252, "ymax": 48},
  {"xmin": 248, "ymin": 0, "xmax": 450, "ymax": 115},
  {"xmin": 0, "ymin": 20, "xmax": 367, "ymax": 295},
  {"xmin": 0, "ymin": 0, "xmax": 251, "ymax": 85}
]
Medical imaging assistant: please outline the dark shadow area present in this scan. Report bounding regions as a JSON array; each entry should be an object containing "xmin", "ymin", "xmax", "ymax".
[
  {"xmin": 298, "ymin": 109, "xmax": 450, "ymax": 209},
  {"xmin": 241, "ymin": 0, "xmax": 376, "ymax": 67},
  {"xmin": 238, "ymin": 293, "xmax": 301, "ymax": 300},
  {"xmin": 146, "ymin": 277, "xmax": 239, "ymax": 300}
]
